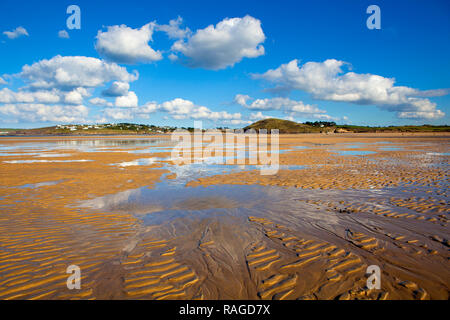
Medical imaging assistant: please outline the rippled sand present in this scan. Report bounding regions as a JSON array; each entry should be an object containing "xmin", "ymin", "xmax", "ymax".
[{"xmin": 0, "ymin": 133, "xmax": 448, "ymax": 299}]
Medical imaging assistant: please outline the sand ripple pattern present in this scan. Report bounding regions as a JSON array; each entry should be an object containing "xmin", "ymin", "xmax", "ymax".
[
  {"xmin": 245, "ymin": 217, "xmax": 395, "ymax": 300},
  {"xmin": 121, "ymin": 237, "xmax": 201, "ymax": 300}
]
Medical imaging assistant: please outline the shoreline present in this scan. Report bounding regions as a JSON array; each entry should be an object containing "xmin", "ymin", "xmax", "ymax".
[
  {"xmin": 0, "ymin": 134, "xmax": 448, "ymax": 299},
  {"xmin": 0, "ymin": 131, "xmax": 449, "ymax": 139}
]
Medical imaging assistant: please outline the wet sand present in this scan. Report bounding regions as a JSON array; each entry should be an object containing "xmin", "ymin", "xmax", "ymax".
[{"xmin": 0, "ymin": 133, "xmax": 448, "ymax": 299}]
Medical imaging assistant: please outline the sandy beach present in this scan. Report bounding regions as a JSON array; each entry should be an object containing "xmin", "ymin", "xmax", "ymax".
[{"xmin": 0, "ymin": 133, "xmax": 448, "ymax": 300}]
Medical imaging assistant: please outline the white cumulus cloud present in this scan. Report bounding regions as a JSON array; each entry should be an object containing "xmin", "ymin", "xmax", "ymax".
[
  {"xmin": 156, "ymin": 17, "xmax": 190, "ymax": 39},
  {"xmin": 0, "ymin": 88, "xmax": 60, "ymax": 104},
  {"xmin": 58, "ymin": 30, "xmax": 69, "ymax": 39},
  {"xmin": 101, "ymin": 97, "xmax": 242, "ymax": 124},
  {"xmin": 0, "ymin": 55, "xmax": 140, "ymax": 123},
  {"xmin": 233, "ymin": 94, "xmax": 251, "ymax": 107},
  {"xmin": 249, "ymin": 111, "xmax": 272, "ymax": 121},
  {"xmin": 95, "ymin": 23, "xmax": 162, "ymax": 64},
  {"xmin": 157, "ymin": 98, "xmax": 241, "ymax": 121},
  {"xmin": 103, "ymin": 108, "xmax": 133, "ymax": 120},
  {"xmin": 89, "ymin": 97, "xmax": 113, "ymax": 107},
  {"xmin": 0, "ymin": 103, "xmax": 88, "ymax": 123},
  {"xmin": 18, "ymin": 55, "xmax": 138, "ymax": 90},
  {"xmin": 102, "ymin": 81, "xmax": 130, "ymax": 97},
  {"xmin": 139, "ymin": 102, "xmax": 159, "ymax": 114},
  {"xmin": 397, "ymin": 110, "xmax": 445, "ymax": 119},
  {"xmin": 254, "ymin": 59, "xmax": 446, "ymax": 120},
  {"xmin": 159, "ymin": 98, "xmax": 196, "ymax": 117},
  {"xmin": 64, "ymin": 88, "xmax": 90, "ymax": 105},
  {"xmin": 171, "ymin": 15, "xmax": 265, "ymax": 70},
  {"xmin": 234, "ymin": 94, "xmax": 325, "ymax": 114},
  {"xmin": 115, "ymin": 91, "xmax": 138, "ymax": 108},
  {"xmin": 3, "ymin": 26, "xmax": 28, "ymax": 39}
]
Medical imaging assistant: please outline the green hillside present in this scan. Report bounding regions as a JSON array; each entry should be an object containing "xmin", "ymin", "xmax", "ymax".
[
  {"xmin": 244, "ymin": 118, "xmax": 332, "ymax": 133},
  {"xmin": 244, "ymin": 118, "xmax": 450, "ymax": 133}
]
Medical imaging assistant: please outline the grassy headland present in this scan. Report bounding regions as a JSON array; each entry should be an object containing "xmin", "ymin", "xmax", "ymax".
[{"xmin": 1, "ymin": 119, "xmax": 449, "ymax": 136}]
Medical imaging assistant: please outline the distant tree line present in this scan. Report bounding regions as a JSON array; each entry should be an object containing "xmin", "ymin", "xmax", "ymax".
[{"xmin": 304, "ymin": 121, "xmax": 337, "ymax": 127}]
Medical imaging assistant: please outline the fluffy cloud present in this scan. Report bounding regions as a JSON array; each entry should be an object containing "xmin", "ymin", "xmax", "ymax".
[
  {"xmin": 95, "ymin": 23, "xmax": 162, "ymax": 64},
  {"xmin": 94, "ymin": 16, "xmax": 264, "ymax": 69},
  {"xmin": 3, "ymin": 26, "xmax": 28, "ymax": 39},
  {"xmin": 287, "ymin": 101, "xmax": 325, "ymax": 114},
  {"xmin": 307, "ymin": 114, "xmax": 346, "ymax": 122},
  {"xmin": 103, "ymin": 108, "xmax": 133, "ymax": 120},
  {"xmin": 102, "ymin": 81, "xmax": 130, "ymax": 97},
  {"xmin": 254, "ymin": 59, "xmax": 445, "ymax": 119},
  {"xmin": 234, "ymin": 94, "xmax": 347, "ymax": 123},
  {"xmin": 0, "ymin": 77, "xmax": 6, "ymax": 85},
  {"xmin": 115, "ymin": 91, "xmax": 138, "ymax": 107},
  {"xmin": 222, "ymin": 119, "xmax": 252, "ymax": 126},
  {"xmin": 101, "ymin": 98, "xmax": 242, "ymax": 124},
  {"xmin": 171, "ymin": 15, "xmax": 265, "ymax": 70},
  {"xmin": 157, "ymin": 98, "xmax": 241, "ymax": 121},
  {"xmin": 0, "ymin": 88, "xmax": 60, "ymax": 104},
  {"xmin": 398, "ymin": 110, "xmax": 445, "ymax": 119},
  {"xmin": 89, "ymin": 97, "xmax": 113, "ymax": 107},
  {"xmin": 250, "ymin": 111, "xmax": 272, "ymax": 121},
  {"xmin": 0, "ymin": 103, "xmax": 88, "ymax": 123},
  {"xmin": 159, "ymin": 98, "xmax": 196, "ymax": 117},
  {"xmin": 0, "ymin": 55, "xmax": 140, "ymax": 123},
  {"xmin": 0, "ymin": 87, "xmax": 93, "ymax": 106},
  {"xmin": 156, "ymin": 17, "xmax": 190, "ymax": 39},
  {"xmin": 233, "ymin": 94, "xmax": 251, "ymax": 107},
  {"xmin": 18, "ymin": 55, "xmax": 138, "ymax": 90},
  {"xmin": 58, "ymin": 30, "xmax": 69, "ymax": 39},
  {"xmin": 63, "ymin": 88, "xmax": 90, "ymax": 105},
  {"xmin": 191, "ymin": 106, "xmax": 242, "ymax": 121},
  {"xmin": 234, "ymin": 94, "xmax": 325, "ymax": 114},
  {"xmin": 0, "ymin": 86, "xmax": 92, "ymax": 107},
  {"xmin": 168, "ymin": 53, "xmax": 178, "ymax": 62},
  {"xmin": 413, "ymin": 89, "xmax": 450, "ymax": 97},
  {"xmin": 138, "ymin": 102, "xmax": 159, "ymax": 114}
]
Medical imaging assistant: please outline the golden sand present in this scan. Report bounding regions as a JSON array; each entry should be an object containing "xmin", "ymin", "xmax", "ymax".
[{"xmin": 0, "ymin": 134, "xmax": 448, "ymax": 299}]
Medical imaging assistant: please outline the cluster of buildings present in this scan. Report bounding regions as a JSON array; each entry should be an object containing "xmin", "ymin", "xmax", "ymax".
[
  {"xmin": 55, "ymin": 123, "xmax": 173, "ymax": 133},
  {"xmin": 56, "ymin": 124, "xmax": 109, "ymax": 131}
]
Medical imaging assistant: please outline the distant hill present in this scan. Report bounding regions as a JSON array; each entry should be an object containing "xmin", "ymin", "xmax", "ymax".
[
  {"xmin": 244, "ymin": 118, "xmax": 450, "ymax": 134},
  {"xmin": 1, "ymin": 119, "xmax": 449, "ymax": 136},
  {"xmin": 335, "ymin": 124, "xmax": 450, "ymax": 133},
  {"xmin": 244, "ymin": 118, "xmax": 332, "ymax": 133},
  {"xmin": 0, "ymin": 123, "xmax": 176, "ymax": 136}
]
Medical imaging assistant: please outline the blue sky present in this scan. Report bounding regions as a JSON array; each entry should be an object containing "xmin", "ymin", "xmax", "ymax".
[{"xmin": 0, "ymin": 0, "xmax": 449, "ymax": 128}]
